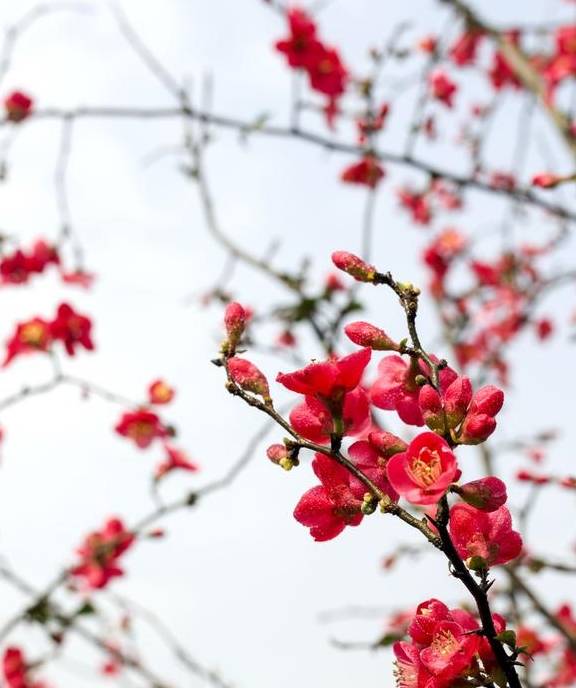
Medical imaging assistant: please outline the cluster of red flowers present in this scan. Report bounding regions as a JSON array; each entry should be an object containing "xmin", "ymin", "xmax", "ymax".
[
  {"xmin": 0, "ymin": 239, "xmax": 59, "ymax": 285},
  {"xmin": 421, "ymin": 231, "xmax": 556, "ymax": 382},
  {"xmin": 3, "ymin": 303, "xmax": 94, "ymax": 366},
  {"xmin": 393, "ymin": 598, "xmax": 507, "ymax": 688},
  {"xmin": 397, "ymin": 180, "xmax": 462, "ymax": 226},
  {"xmin": 218, "ymin": 251, "xmax": 523, "ymax": 576},
  {"xmin": 275, "ymin": 7, "xmax": 347, "ymax": 123},
  {"xmin": 3, "ymin": 646, "xmax": 49, "ymax": 688},
  {"xmin": 114, "ymin": 380, "xmax": 198, "ymax": 479}
]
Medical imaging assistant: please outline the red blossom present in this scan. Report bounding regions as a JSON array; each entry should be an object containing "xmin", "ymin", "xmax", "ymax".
[
  {"xmin": 398, "ymin": 188, "xmax": 432, "ymax": 225},
  {"xmin": 386, "ymin": 432, "xmax": 460, "ymax": 505},
  {"xmin": 370, "ymin": 355, "xmax": 457, "ymax": 426},
  {"xmin": 289, "ymin": 387, "xmax": 369, "ymax": 443},
  {"xmin": 429, "ymin": 69, "xmax": 458, "ymax": 107},
  {"xmin": 275, "ymin": 8, "xmax": 321, "ymax": 69},
  {"xmin": 277, "ymin": 347, "xmax": 371, "ymax": 399},
  {"xmin": 155, "ymin": 444, "xmax": 199, "ymax": 479},
  {"xmin": 50, "ymin": 303, "xmax": 94, "ymax": 356},
  {"xmin": 293, "ymin": 453, "xmax": 363, "ymax": 541},
  {"xmin": 340, "ymin": 156, "xmax": 385, "ymax": 188},
  {"xmin": 115, "ymin": 409, "xmax": 168, "ymax": 449},
  {"xmin": 148, "ymin": 379, "xmax": 175, "ymax": 405},
  {"xmin": 449, "ymin": 30, "xmax": 483, "ymax": 66},
  {"xmin": 449, "ymin": 503, "xmax": 522, "ymax": 567},
  {"xmin": 71, "ymin": 517, "xmax": 134, "ymax": 589},
  {"xmin": 3, "ymin": 317, "xmax": 53, "ymax": 367},
  {"xmin": 4, "ymin": 90, "xmax": 33, "ymax": 122}
]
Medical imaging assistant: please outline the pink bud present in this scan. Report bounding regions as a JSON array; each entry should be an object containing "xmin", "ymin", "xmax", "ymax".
[
  {"xmin": 331, "ymin": 251, "xmax": 377, "ymax": 283},
  {"xmin": 418, "ymin": 385, "xmax": 445, "ymax": 433},
  {"xmin": 468, "ymin": 385, "xmax": 504, "ymax": 417},
  {"xmin": 266, "ymin": 443, "xmax": 295, "ymax": 470},
  {"xmin": 443, "ymin": 376, "xmax": 473, "ymax": 428},
  {"xmin": 456, "ymin": 477, "xmax": 507, "ymax": 512},
  {"xmin": 459, "ymin": 413, "xmax": 496, "ymax": 444},
  {"xmin": 344, "ymin": 321, "xmax": 398, "ymax": 351},
  {"xmin": 532, "ymin": 173, "xmax": 561, "ymax": 189},
  {"xmin": 368, "ymin": 430, "xmax": 408, "ymax": 457},
  {"xmin": 224, "ymin": 302, "xmax": 248, "ymax": 341},
  {"xmin": 228, "ymin": 357, "xmax": 271, "ymax": 401}
]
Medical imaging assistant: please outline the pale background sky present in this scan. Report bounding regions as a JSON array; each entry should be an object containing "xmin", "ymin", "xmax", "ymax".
[{"xmin": 0, "ymin": 0, "xmax": 575, "ymax": 686}]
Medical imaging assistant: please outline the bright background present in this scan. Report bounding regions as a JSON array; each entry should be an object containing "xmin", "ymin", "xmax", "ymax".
[{"xmin": 0, "ymin": 1, "xmax": 575, "ymax": 685}]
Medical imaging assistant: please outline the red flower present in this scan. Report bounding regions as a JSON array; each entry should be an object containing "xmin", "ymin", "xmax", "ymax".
[
  {"xmin": 0, "ymin": 240, "xmax": 59, "ymax": 285},
  {"xmin": 2, "ymin": 646, "xmax": 48, "ymax": 688},
  {"xmin": 275, "ymin": 8, "xmax": 321, "ymax": 69},
  {"xmin": 348, "ymin": 439, "xmax": 399, "ymax": 502},
  {"xmin": 155, "ymin": 444, "xmax": 199, "ymax": 479},
  {"xmin": 115, "ymin": 409, "xmax": 168, "ymax": 449},
  {"xmin": 289, "ymin": 387, "xmax": 369, "ymax": 443},
  {"xmin": 60, "ymin": 269, "xmax": 95, "ymax": 288},
  {"xmin": 4, "ymin": 90, "xmax": 33, "ymax": 122},
  {"xmin": 398, "ymin": 188, "xmax": 432, "ymax": 225},
  {"xmin": 50, "ymin": 303, "xmax": 94, "ymax": 356},
  {"xmin": 277, "ymin": 348, "xmax": 370, "ymax": 399},
  {"xmin": 71, "ymin": 517, "xmax": 134, "ymax": 589},
  {"xmin": 3, "ymin": 317, "xmax": 52, "ymax": 367},
  {"xmin": 449, "ymin": 30, "xmax": 483, "ymax": 66},
  {"xmin": 148, "ymin": 379, "xmax": 175, "ymax": 405},
  {"xmin": 429, "ymin": 69, "xmax": 458, "ymax": 107},
  {"xmin": 340, "ymin": 156, "xmax": 385, "ymax": 188},
  {"xmin": 370, "ymin": 355, "xmax": 457, "ymax": 426},
  {"xmin": 307, "ymin": 44, "xmax": 348, "ymax": 97},
  {"xmin": 449, "ymin": 503, "xmax": 522, "ymax": 566},
  {"xmin": 535, "ymin": 317, "xmax": 554, "ymax": 340},
  {"xmin": 386, "ymin": 432, "xmax": 460, "ymax": 505},
  {"xmin": 293, "ymin": 453, "xmax": 363, "ymax": 541}
]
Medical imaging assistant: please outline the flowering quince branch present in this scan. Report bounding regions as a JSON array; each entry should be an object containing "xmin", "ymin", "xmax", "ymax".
[{"xmin": 215, "ymin": 259, "xmax": 527, "ymax": 687}]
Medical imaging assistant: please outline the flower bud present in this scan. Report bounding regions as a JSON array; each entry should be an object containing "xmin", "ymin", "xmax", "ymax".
[
  {"xmin": 224, "ymin": 302, "xmax": 248, "ymax": 342},
  {"xmin": 532, "ymin": 173, "xmax": 561, "ymax": 189},
  {"xmin": 361, "ymin": 493, "xmax": 378, "ymax": 515},
  {"xmin": 266, "ymin": 443, "xmax": 296, "ymax": 470},
  {"xmin": 455, "ymin": 477, "xmax": 507, "ymax": 512},
  {"xmin": 368, "ymin": 430, "xmax": 407, "ymax": 457},
  {"xmin": 468, "ymin": 385, "xmax": 504, "ymax": 417},
  {"xmin": 459, "ymin": 412, "xmax": 496, "ymax": 444},
  {"xmin": 228, "ymin": 357, "xmax": 271, "ymax": 401},
  {"xmin": 344, "ymin": 321, "xmax": 399, "ymax": 351},
  {"xmin": 443, "ymin": 376, "xmax": 472, "ymax": 428},
  {"xmin": 418, "ymin": 385, "xmax": 446, "ymax": 433},
  {"xmin": 331, "ymin": 251, "xmax": 376, "ymax": 283}
]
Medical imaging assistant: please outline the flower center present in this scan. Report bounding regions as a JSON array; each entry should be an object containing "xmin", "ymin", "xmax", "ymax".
[
  {"xmin": 394, "ymin": 659, "xmax": 418, "ymax": 688},
  {"xmin": 431, "ymin": 628, "xmax": 459, "ymax": 657},
  {"xmin": 21, "ymin": 323, "xmax": 46, "ymax": 346},
  {"xmin": 408, "ymin": 448, "xmax": 442, "ymax": 487}
]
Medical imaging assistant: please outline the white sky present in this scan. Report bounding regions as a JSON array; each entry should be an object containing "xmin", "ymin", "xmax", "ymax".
[{"xmin": 0, "ymin": 1, "xmax": 575, "ymax": 686}]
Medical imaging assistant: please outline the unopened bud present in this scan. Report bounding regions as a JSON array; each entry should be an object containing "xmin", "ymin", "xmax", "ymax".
[
  {"xmin": 224, "ymin": 302, "xmax": 248, "ymax": 350},
  {"xmin": 418, "ymin": 384, "xmax": 446, "ymax": 433},
  {"xmin": 361, "ymin": 493, "xmax": 378, "ymax": 515},
  {"xmin": 454, "ymin": 477, "xmax": 507, "ymax": 512},
  {"xmin": 228, "ymin": 357, "xmax": 271, "ymax": 402},
  {"xmin": 468, "ymin": 385, "xmax": 504, "ymax": 417},
  {"xmin": 368, "ymin": 430, "xmax": 408, "ymax": 458},
  {"xmin": 459, "ymin": 412, "xmax": 496, "ymax": 444},
  {"xmin": 532, "ymin": 173, "xmax": 561, "ymax": 189},
  {"xmin": 344, "ymin": 321, "xmax": 399, "ymax": 351},
  {"xmin": 266, "ymin": 443, "xmax": 297, "ymax": 471},
  {"xmin": 331, "ymin": 251, "xmax": 377, "ymax": 283},
  {"xmin": 443, "ymin": 376, "xmax": 473, "ymax": 428},
  {"xmin": 467, "ymin": 555, "xmax": 488, "ymax": 571}
]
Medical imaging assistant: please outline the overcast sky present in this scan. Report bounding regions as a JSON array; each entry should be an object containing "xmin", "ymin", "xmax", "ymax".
[{"xmin": 0, "ymin": 1, "xmax": 575, "ymax": 686}]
